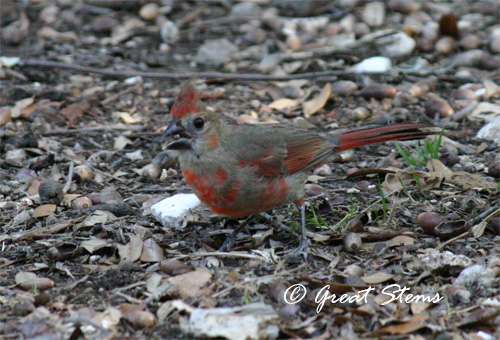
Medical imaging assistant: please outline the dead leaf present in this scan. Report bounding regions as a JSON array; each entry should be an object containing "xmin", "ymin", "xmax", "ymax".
[
  {"xmin": 268, "ymin": 98, "xmax": 299, "ymax": 110},
  {"xmin": 374, "ymin": 315, "xmax": 429, "ymax": 335},
  {"xmin": 362, "ymin": 235, "xmax": 415, "ymax": 251},
  {"xmin": 114, "ymin": 135, "xmax": 132, "ymax": 150},
  {"xmin": 469, "ymin": 102, "xmax": 500, "ymax": 121},
  {"xmin": 39, "ymin": 26, "xmax": 78, "ymax": 41},
  {"xmin": 81, "ymin": 238, "xmax": 109, "ymax": 253},
  {"xmin": 118, "ymin": 234, "xmax": 143, "ymax": 262},
  {"xmin": 362, "ymin": 272, "xmax": 394, "ymax": 284},
  {"xmin": 426, "ymin": 159, "xmax": 453, "ymax": 181},
  {"xmin": 382, "ymin": 170, "xmax": 443, "ymax": 192},
  {"xmin": 302, "ymin": 83, "xmax": 332, "ymax": 116},
  {"xmin": 61, "ymin": 101, "xmax": 90, "ymax": 126},
  {"xmin": 0, "ymin": 107, "xmax": 12, "ymax": 126},
  {"xmin": 118, "ymin": 112, "xmax": 142, "ymax": 124},
  {"xmin": 11, "ymin": 97, "xmax": 34, "ymax": 118},
  {"xmin": 140, "ymin": 238, "xmax": 164, "ymax": 262},
  {"xmin": 79, "ymin": 210, "xmax": 116, "ymax": 228},
  {"xmin": 33, "ymin": 204, "xmax": 56, "ymax": 218},
  {"xmin": 448, "ymin": 171, "xmax": 498, "ymax": 190},
  {"xmin": 168, "ymin": 269, "xmax": 212, "ymax": 298},
  {"xmin": 123, "ymin": 310, "xmax": 156, "ymax": 327}
]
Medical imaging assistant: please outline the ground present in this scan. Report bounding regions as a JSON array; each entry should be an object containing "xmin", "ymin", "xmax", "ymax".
[{"xmin": 1, "ymin": 1, "xmax": 500, "ymax": 339}]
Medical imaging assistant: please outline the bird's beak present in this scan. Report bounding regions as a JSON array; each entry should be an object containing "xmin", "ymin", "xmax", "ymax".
[{"xmin": 162, "ymin": 119, "xmax": 192, "ymax": 150}]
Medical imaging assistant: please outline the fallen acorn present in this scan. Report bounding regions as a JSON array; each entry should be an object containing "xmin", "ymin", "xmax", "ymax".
[{"xmin": 417, "ymin": 212, "xmax": 444, "ymax": 235}]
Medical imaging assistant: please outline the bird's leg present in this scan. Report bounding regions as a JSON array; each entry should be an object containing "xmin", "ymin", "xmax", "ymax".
[
  {"xmin": 218, "ymin": 215, "xmax": 257, "ymax": 252},
  {"xmin": 294, "ymin": 199, "xmax": 309, "ymax": 258}
]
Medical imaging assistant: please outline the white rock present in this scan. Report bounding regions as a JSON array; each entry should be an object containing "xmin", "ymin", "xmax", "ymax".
[
  {"xmin": 477, "ymin": 116, "xmax": 500, "ymax": 145},
  {"xmin": 194, "ymin": 39, "xmax": 239, "ymax": 66},
  {"xmin": 140, "ymin": 3, "xmax": 160, "ymax": 21},
  {"xmin": 355, "ymin": 56, "xmax": 392, "ymax": 73},
  {"xmin": 362, "ymin": 1, "xmax": 385, "ymax": 27},
  {"xmin": 379, "ymin": 31, "xmax": 416, "ymax": 58},
  {"xmin": 455, "ymin": 264, "xmax": 496, "ymax": 288},
  {"xmin": 152, "ymin": 193, "xmax": 201, "ymax": 228}
]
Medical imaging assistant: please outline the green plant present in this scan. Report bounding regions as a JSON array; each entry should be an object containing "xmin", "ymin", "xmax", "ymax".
[{"xmin": 395, "ymin": 127, "xmax": 444, "ymax": 166}]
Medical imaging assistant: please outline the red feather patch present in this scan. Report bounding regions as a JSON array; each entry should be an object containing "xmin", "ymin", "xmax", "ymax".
[{"xmin": 170, "ymin": 83, "xmax": 201, "ymax": 119}]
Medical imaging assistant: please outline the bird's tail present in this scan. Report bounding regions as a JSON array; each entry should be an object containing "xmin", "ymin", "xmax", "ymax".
[{"xmin": 337, "ymin": 124, "xmax": 435, "ymax": 151}]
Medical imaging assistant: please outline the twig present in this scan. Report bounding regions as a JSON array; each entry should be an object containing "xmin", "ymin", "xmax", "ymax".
[
  {"xmin": 174, "ymin": 251, "xmax": 268, "ymax": 261},
  {"xmin": 101, "ymin": 85, "xmax": 141, "ymax": 105},
  {"xmin": 20, "ymin": 59, "xmax": 375, "ymax": 80},
  {"xmin": 41, "ymin": 124, "xmax": 145, "ymax": 135},
  {"xmin": 436, "ymin": 230, "xmax": 470, "ymax": 250},
  {"xmin": 63, "ymin": 161, "xmax": 74, "ymax": 194}
]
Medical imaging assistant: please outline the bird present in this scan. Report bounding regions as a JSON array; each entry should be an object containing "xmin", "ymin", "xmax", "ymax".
[{"xmin": 162, "ymin": 81, "xmax": 434, "ymax": 256}]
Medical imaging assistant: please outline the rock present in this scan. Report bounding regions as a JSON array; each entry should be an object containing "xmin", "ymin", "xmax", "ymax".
[
  {"xmin": 194, "ymin": 39, "xmax": 239, "ymax": 66},
  {"xmin": 159, "ymin": 19, "xmax": 179, "ymax": 43},
  {"xmin": 151, "ymin": 193, "xmax": 201, "ymax": 228},
  {"xmin": 455, "ymin": 264, "xmax": 496, "ymax": 288},
  {"xmin": 355, "ymin": 56, "xmax": 392, "ymax": 73},
  {"xmin": 477, "ymin": 116, "xmax": 500, "ymax": 145},
  {"xmin": 490, "ymin": 27, "xmax": 500, "ymax": 54},
  {"xmin": 379, "ymin": 31, "xmax": 416, "ymax": 58},
  {"xmin": 139, "ymin": 3, "xmax": 160, "ymax": 21},
  {"xmin": 418, "ymin": 250, "xmax": 472, "ymax": 275},
  {"xmin": 362, "ymin": 2, "xmax": 385, "ymax": 27},
  {"xmin": 38, "ymin": 179, "xmax": 64, "ymax": 205},
  {"xmin": 230, "ymin": 2, "xmax": 263, "ymax": 17}
]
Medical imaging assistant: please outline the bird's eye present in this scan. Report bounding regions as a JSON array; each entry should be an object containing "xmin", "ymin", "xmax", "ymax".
[{"xmin": 193, "ymin": 117, "xmax": 205, "ymax": 129}]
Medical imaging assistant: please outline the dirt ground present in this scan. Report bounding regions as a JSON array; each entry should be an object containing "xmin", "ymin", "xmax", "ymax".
[{"xmin": 1, "ymin": 1, "xmax": 500, "ymax": 339}]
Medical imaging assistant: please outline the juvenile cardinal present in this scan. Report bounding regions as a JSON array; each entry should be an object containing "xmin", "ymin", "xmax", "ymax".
[{"xmin": 163, "ymin": 82, "xmax": 434, "ymax": 256}]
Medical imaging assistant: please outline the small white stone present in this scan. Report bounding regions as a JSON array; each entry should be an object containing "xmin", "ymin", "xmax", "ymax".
[
  {"xmin": 152, "ymin": 193, "xmax": 201, "ymax": 228},
  {"xmin": 355, "ymin": 56, "xmax": 392, "ymax": 73},
  {"xmin": 362, "ymin": 1, "xmax": 385, "ymax": 27},
  {"xmin": 477, "ymin": 116, "xmax": 500, "ymax": 145}
]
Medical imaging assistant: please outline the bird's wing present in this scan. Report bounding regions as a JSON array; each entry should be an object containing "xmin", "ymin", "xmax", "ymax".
[{"xmin": 232, "ymin": 125, "xmax": 336, "ymax": 177}]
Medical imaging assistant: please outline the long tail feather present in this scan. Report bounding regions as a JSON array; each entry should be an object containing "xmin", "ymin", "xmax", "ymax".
[{"xmin": 338, "ymin": 124, "xmax": 434, "ymax": 151}]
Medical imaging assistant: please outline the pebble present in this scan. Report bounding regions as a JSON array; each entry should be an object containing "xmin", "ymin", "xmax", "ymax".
[
  {"xmin": 313, "ymin": 164, "xmax": 332, "ymax": 176},
  {"xmin": 459, "ymin": 34, "xmax": 481, "ymax": 50},
  {"xmin": 362, "ymin": 2, "xmax": 385, "ymax": 27},
  {"xmin": 38, "ymin": 179, "xmax": 64, "ymax": 205},
  {"xmin": 355, "ymin": 56, "xmax": 392, "ymax": 73},
  {"xmin": 435, "ymin": 36, "xmax": 456, "ymax": 55},
  {"xmin": 477, "ymin": 116, "xmax": 500, "ymax": 145},
  {"xmin": 490, "ymin": 27, "xmax": 500, "ymax": 54},
  {"xmin": 331, "ymin": 80, "xmax": 358, "ymax": 96},
  {"xmin": 230, "ymin": 2, "xmax": 263, "ymax": 17},
  {"xmin": 455, "ymin": 264, "xmax": 496, "ymax": 288},
  {"xmin": 194, "ymin": 39, "xmax": 239, "ymax": 66},
  {"xmin": 140, "ymin": 3, "xmax": 160, "ymax": 21},
  {"xmin": 380, "ymin": 31, "xmax": 416, "ymax": 58},
  {"xmin": 421, "ymin": 21, "xmax": 439, "ymax": 42},
  {"xmin": 151, "ymin": 193, "xmax": 201, "ymax": 228}
]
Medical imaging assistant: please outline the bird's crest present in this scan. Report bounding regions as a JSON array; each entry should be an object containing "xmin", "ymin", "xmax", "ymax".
[{"xmin": 170, "ymin": 81, "xmax": 201, "ymax": 119}]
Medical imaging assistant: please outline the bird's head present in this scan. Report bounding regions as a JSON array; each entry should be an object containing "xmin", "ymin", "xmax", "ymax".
[{"xmin": 162, "ymin": 82, "xmax": 220, "ymax": 151}]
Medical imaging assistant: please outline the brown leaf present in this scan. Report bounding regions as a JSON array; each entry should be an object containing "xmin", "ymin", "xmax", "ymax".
[
  {"xmin": 374, "ymin": 315, "xmax": 429, "ymax": 335},
  {"xmin": 268, "ymin": 98, "xmax": 299, "ymax": 110},
  {"xmin": 117, "ymin": 234, "xmax": 143, "ymax": 262},
  {"xmin": 302, "ymin": 83, "xmax": 332, "ymax": 116},
  {"xmin": 168, "ymin": 269, "xmax": 212, "ymax": 298},
  {"xmin": 362, "ymin": 272, "xmax": 394, "ymax": 284},
  {"xmin": 33, "ymin": 204, "xmax": 56, "ymax": 218},
  {"xmin": 61, "ymin": 101, "xmax": 90, "ymax": 126},
  {"xmin": 140, "ymin": 238, "xmax": 164, "ymax": 262}
]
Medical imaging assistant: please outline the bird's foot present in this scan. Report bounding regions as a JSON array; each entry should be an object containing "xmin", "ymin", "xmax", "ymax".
[
  {"xmin": 283, "ymin": 239, "xmax": 309, "ymax": 263},
  {"xmin": 218, "ymin": 231, "xmax": 236, "ymax": 252}
]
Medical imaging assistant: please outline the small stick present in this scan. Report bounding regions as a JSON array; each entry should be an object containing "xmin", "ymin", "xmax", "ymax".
[{"xmin": 63, "ymin": 161, "xmax": 74, "ymax": 194}]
